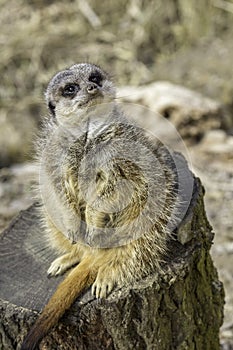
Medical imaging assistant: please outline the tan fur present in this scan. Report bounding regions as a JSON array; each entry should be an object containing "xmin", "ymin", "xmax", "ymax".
[{"xmin": 21, "ymin": 63, "xmax": 182, "ymax": 349}]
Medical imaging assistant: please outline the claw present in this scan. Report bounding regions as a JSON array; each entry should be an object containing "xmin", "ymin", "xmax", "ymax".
[
  {"xmin": 47, "ymin": 253, "xmax": 80, "ymax": 277},
  {"xmin": 47, "ymin": 257, "xmax": 69, "ymax": 277},
  {"xmin": 91, "ymin": 278, "xmax": 114, "ymax": 299}
]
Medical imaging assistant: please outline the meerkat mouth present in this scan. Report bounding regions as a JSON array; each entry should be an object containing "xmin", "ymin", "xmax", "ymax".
[{"xmin": 78, "ymin": 94, "xmax": 106, "ymax": 109}]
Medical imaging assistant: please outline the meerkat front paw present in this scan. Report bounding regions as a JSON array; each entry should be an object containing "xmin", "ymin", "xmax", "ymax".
[
  {"xmin": 47, "ymin": 253, "xmax": 80, "ymax": 277},
  {"xmin": 91, "ymin": 268, "xmax": 116, "ymax": 298},
  {"xmin": 92, "ymin": 278, "xmax": 114, "ymax": 299}
]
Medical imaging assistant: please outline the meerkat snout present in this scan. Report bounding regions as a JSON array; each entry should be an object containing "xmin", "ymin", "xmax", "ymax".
[{"xmin": 86, "ymin": 82, "xmax": 99, "ymax": 95}]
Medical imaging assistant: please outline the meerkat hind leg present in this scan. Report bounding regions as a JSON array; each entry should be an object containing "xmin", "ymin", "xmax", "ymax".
[{"xmin": 47, "ymin": 252, "xmax": 81, "ymax": 277}]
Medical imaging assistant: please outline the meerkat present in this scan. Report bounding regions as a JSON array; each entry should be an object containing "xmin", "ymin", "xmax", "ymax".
[{"xmin": 21, "ymin": 63, "xmax": 189, "ymax": 350}]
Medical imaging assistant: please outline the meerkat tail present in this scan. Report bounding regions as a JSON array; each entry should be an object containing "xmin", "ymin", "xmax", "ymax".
[{"xmin": 21, "ymin": 257, "xmax": 97, "ymax": 350}]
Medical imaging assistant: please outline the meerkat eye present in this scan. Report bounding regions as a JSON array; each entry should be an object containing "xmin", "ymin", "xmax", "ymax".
[
  {"xmin": 62, "ymin": 83, "xmax": 79, "ymax": 97},
  {"xmin": 88, "ymin": 71, "xmax": 103, "ymax": 86}
]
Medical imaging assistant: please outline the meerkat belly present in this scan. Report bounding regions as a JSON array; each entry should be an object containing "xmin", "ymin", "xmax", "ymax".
[{"xmin": 40, "ymin": 161, "xmax": 82, "ymax": 243}]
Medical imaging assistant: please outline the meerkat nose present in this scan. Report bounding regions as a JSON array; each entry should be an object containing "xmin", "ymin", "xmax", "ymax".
[{"xmin": 87, "ymin": 82, "xmax": 99, "ymax": 95}]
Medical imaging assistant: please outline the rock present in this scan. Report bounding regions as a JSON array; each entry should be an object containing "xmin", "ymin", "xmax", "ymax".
[
  {"xmin": 198, "ymin": 130, "xmax": 233, "ymax": 158},
  {"xmin": 118, "ymin": 82, "xmax": 225, "ymax": 144}
]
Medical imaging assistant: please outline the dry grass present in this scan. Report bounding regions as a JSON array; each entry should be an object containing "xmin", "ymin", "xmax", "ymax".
[{"xmin": 1, "ymin": 0, "xmax": 232, "ymax": 91}]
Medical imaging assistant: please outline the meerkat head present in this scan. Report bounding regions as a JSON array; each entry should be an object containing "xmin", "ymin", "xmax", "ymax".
[{"xmin": 45, "ymin": 63, "xmax": 116, "ymax": 123}]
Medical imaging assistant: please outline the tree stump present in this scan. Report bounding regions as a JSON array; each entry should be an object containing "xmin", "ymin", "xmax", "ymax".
[{"xmin": 0, "ymin": 175, "xmax": 224, "ymax": 350}]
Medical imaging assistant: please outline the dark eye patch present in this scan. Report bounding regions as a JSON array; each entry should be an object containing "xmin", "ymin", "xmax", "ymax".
[
  {"xmin": 62, "ymin": 83, "xmax": 80, "ymax": 97},
  {"xmin": 48, "ymin": 101, "xmax": 56, "ymax": 116},
  {"xmin": 88, "ymin": 71, "xmax": 103, "ymax": 86}
]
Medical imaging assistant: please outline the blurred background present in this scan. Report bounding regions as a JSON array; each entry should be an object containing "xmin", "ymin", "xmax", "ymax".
[{"xmin": 0, "ymin": 0, "xmax": 232, "ymax": 348}]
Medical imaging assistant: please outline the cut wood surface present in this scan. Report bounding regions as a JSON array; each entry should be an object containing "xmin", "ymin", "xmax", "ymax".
[{"xmin": 0, "ymin": 176, "xmax": 224, "ymax": 350}]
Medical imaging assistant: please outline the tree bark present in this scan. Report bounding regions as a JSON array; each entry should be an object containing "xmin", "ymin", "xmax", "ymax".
[{"xmin": 0, "ymin": 176, "xmax": 224, "ymax": 350}]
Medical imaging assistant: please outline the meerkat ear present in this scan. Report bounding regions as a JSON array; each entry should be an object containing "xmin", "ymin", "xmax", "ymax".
[{"xmin": 48, "ymin": 100, "xmax": 56, "ymax": 116}]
